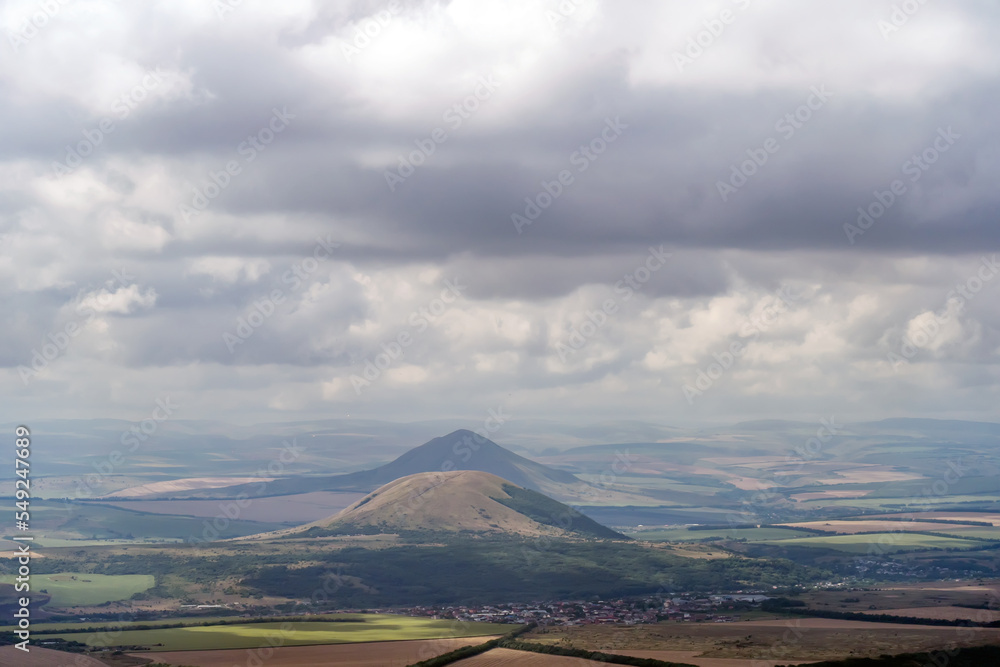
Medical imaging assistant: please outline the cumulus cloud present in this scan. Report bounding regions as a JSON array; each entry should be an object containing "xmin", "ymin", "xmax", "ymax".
[
  {"xmin": 2, "ymin": 0, "xmax": 999, "ymax": 425},
  {"xmin": 77, "ymin": 284, "xmax": 158, "ymax": 315}
]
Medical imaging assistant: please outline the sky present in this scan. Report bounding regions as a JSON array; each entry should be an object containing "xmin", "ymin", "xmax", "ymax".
[{"xmin": 2, "ymin": 0, "xmax": 999, "ymax": 427}]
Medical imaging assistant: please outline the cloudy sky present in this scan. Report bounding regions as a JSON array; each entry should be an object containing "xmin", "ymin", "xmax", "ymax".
[{"xmin": 3, "ymin": 0, "xmax": 999, "ymax": 427}]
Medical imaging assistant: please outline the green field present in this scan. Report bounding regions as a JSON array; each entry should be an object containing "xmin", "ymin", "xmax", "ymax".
[
  {"xmin": 0, "ymin": 573, "xmax": 154, "ymax": 607},
  {"xmin": 805, "ymin": 495, "xmax": 1000, "ymax": 509},
  {"xmin": 762, "ymin": 533, "xmax": 979, "ymax": 553},
  {"xmin": 627, "ymin": 526, "xmax": 808, "ymax": 541},
  {"xmin": 0, "ymin": 499, "xmax": 284, "ymax": 543},
  {"xmin": 42, "ymin": 615, "xmax": 517, "ymax": 651},
  {"xmin": 0, "ymin": 613, "xmax": 367, "ymax": 633},
  {"xmin": 30, "ymin": 537, "xmax": 185, "ymax": 547},
  {"xmin": 923, "ymin": 527, "xmax": 1000, "ymax": 540}
]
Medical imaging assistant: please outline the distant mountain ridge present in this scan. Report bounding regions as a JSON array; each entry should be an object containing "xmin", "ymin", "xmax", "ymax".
[
  {"xmin": 330, "ymin": 429, "xmax": 581, "ymax": 491},
  {"xmin": 152, "ymin": 429, "xmax": 581, "ymax": 499}
]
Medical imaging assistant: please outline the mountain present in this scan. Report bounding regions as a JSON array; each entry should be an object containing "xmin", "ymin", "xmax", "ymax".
[
  {"xmin": 151, "ymin": 429, "xmax": 583, "ymax": 499},
  {"xmin": 325, "ymin": 429, "xmax": 581, "ymax": 491},
  {"xmin": 274, "ymin": 470, "xmax": 625, "ymax": 540}
]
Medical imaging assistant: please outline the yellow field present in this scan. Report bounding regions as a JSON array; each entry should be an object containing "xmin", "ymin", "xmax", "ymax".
[{"xmin": 47, "ymin": 616, "xmax": 512, "ymax": 652}]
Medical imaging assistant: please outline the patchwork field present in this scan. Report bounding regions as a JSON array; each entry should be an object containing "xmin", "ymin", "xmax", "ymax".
[
  {"xmin": 138, "ymin": 636, "xmax": 499, "ymax": 667},
  {"xmin": 524, "ymin": 618, "xmax": 1000, "ymax": 664},
  {"xmin": 867, "ymin": 512, "xmax": 1000, "ymax": 526},
  {"xmin": 101, "ymin": 490, "xmax": 366, "ymax": 523},
  {"xmin": 0, "ymin": 498, "xmax": 284, "ymax": 543},
  {"xmin": 44, "ymin": 616, "xmax": 513, "ymax": 651},
  {"xmin": 104, "ymin": 476, "xmax": 273, "ymax": 497},
  {"xmin": 779, "ymin": 519, "xmax": 993, "ymax": 534},
  {"xmin": 0, "ymin": 572, "xmax": 154, "ymax": 607},
  {"xmin": 628, "ymin": 526, "xmax": 810, "ymax": 542},
  {"xmin": 814, "ymin": 469, "xmax": 920, "ymax": 484},
  {"xmin": 795, "ymin": 581, "xmax": 1000, "ymax": 613},
  {"xmin": 790, "ymin": 490, "xmax": 870, "ymax": 502},
  {"xmin": 761, "ymin": 532, "xmax": 979, "ymax": 552}
]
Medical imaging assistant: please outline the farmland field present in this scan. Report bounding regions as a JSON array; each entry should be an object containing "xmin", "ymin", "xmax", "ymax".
[
  {"xmin": 797, "ymin": 580, "xmax": 1000, "ymax": 612},
  {"xmin": 761, "ymin": 532, "xmax": 979, "ymax": 552},
  {"xmin": 918, "ymin": 525, "xmax": 1000, "ymax": 539},
  {"xmin": 0, "ymin": 498, "xmax": 284, "ymax": 542},
  {"xmin": 867, "ymin": 512, "xmax": 1000, "ymax": 526},
  {"xmin": 627, "ymin": 526, "xmax": 808, "ymax": 541},
  {"xmin": 524, "ymin": 618, "xmax": 1000, "ymax": 663},
  {"xmin": 100, "ymin": 490, "xmax": 366, "ymax": 523},
  {"xmin": 0, "ymin": 572, "xmax": 154, "ymax": 606},
  {"xmin": 454, "ymin": 647, "xmax": 595, "ymax": 665},
  {"xmin": 44, "ymin": 616, "xmax": 515, "ymax": 651},
  {"xmin": 140, "ymin": 636, "xmax": 500, "ymax": 667},
  {"xmin": 859, "ymin": 606, "xmax": 1000, "ymax": 622},
  {"xmin": 0, "ymin": 613, "xmax": 364, "ymax": 633},
  {"xmin": 790, "ymin": 490, "xmax": 871, "ymax": 502},
  {"xmin": 0, "ymin": 645, "xmax": 108, "ymax": 666},
  {"xmin": 618, "ymin": 649, "xmax": 809, "ymax": 667},
  {"xmin": 778, "ymin": 519, "xmax": 993, "ymax": 534}
]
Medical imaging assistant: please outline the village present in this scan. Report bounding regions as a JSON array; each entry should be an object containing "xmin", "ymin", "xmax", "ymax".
[{"xmin": 396, "ymin": 593, "xmax": 771, "ymax": 626}]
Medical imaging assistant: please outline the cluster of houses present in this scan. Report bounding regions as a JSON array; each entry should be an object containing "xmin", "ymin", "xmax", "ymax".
[{"xmin": 397, "ymin": 593, "xmax": 770, "ymax": 626}]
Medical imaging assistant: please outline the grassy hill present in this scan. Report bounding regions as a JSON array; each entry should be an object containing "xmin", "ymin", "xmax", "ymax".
[{"xmin": 270, "ymin": 470, "xmax": 625, "ymax": 540}]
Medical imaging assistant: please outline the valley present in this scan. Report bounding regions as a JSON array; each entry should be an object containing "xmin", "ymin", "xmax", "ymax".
[{"xmin": 3, "ymin": 418, "xmax": 1000, "ymax": 665}]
